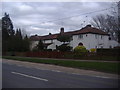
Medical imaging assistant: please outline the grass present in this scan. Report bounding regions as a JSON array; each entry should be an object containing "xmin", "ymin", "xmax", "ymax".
[{"xmin": 2, "ymin": 56, "xmax": 119, "ymax": 74}]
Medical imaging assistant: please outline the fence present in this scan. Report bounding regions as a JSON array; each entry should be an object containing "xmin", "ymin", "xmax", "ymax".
[
  {"xmin": 26, "ymin": 51, "xmax": 73, "ymax": 59},
  {"xmin": 3, "ymin": 49, "xmax": 119, "ymax": 60}
]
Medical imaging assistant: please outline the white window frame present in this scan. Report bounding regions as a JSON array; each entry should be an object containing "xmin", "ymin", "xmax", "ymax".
[{"xmin": 78, "ymin": 34, "xmax": 83, "ymax": 39}]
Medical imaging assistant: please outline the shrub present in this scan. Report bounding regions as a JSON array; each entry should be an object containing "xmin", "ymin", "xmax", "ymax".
[
  {"xmin": 97, "ymin": 48, "xmax": 119, "ymax": 56},
  {"xmin": 90, "ymin": 48, "xmax": 96, "ymax": 53},
  {"xmin": 74, "ymin": 46, "xmax": 88, "ymax": 57},
  {"xmin": 44, "ymin": 49, "xmax": 52, "ymax": 51},
  {"xmin": 56, "ymin": 44, "xmax": 72, "ymax": 52}
]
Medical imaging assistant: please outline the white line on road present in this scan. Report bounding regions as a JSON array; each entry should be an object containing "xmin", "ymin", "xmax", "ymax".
[
  {"xmin": 94, "ymin": 76, "xmax": 110, "ymax": 79},
  {"xmin": 11, "ymin": 72, "xmax": 48, "ymax": 82},
  {"xmin": 51, "ymin": 70, "xmax": 61, "ymax": 72},
  {"xmin": 71, "ymin": 73, "xmax": 111, "ymax": 79}
]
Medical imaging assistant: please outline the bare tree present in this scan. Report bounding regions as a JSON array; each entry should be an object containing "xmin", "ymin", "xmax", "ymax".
[{"xmin": 91, "ymin": 2, "xmax": 120, "ymax": 41}]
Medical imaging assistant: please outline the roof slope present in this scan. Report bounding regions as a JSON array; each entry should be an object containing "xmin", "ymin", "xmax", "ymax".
[
  {"xmin": 30, "ymin": 25, "xmax": 109, "ymax": 41},
  {"xmin": 73, "ymin": 26, "xmax": 109, "ymax": 35}
]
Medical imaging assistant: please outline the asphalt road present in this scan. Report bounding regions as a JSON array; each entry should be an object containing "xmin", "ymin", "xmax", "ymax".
[{"xmin": 2, "ymin": 63, "xmax": 119, "ymax": 88}]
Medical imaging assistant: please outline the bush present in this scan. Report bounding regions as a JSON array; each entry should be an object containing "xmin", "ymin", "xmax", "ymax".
[
  {"xmin": 56, "ymin": 44, "xmax": 72, "ymax": 52},
  {"xmin": 44, "ymin": 49, "xmax": 52, "ymax": 51},
  {"xmin": 74, "ymin": 46, "xmax": 88, "ymax": 57},
  {"xmin": 96, "ymin": 48, "xmax": 119, "ymax": 56},
  {"xmin": 90, "ymin": 48, "xmax": 96, "ymax": 53}
]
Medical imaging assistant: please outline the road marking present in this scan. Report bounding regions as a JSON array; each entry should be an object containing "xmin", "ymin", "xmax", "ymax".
[
  {"xmin": 51, "ymin": 70, "xmax": 61, "ymax": 72},
  {"xmin": 71, "ymin": 73, "xmax": 111, "ymax": 79},
  {"xmin": 11, "ymin": 72, "xmax": 48, "ymax": 82},
  {"xmin": 71, "ymin": 73, "xmax": 81, "ymax": 75},
  {"xmin": 94, "ymin": 76, "xmax": 110, "ymax": 79}
]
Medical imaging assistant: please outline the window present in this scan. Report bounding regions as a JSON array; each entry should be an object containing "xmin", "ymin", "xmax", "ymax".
[
  {"xmin": 95, "ymin": 46, "xmax": 97, "ymax": 48},
  {"xmin": 78, "ymin": 34, "xmax": 83, "ymax": 39},
  {"xmin": 101, "ymin": 35, "xmax": 103, "ymax": 39},
  {"xmin": 109, "ymin": 46, "xmax": 112, "ymax": 48},
  {"xmin": 109, "ymin": 37, "xmax": 111, "ymax": 40},
  {"xmin": 51, "ymin": 40, "xmax": 53, "ymax": 43},
  {"xmin": 95, "ymin": 34, "xmax": 98, "ymax": 39}
]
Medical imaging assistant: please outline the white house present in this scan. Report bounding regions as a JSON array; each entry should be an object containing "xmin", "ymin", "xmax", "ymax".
[{"xmin": 30, "ymin": 25, "xmax": 119, "ymax": 50}]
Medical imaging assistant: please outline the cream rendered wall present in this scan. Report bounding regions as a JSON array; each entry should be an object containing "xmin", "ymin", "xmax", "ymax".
[
  {"xmin": 47, "ymin": 39, "xmax": 62, "ymax": 50},
  {"xmin": 44, "ymin": 40, "xmax": 52, "ymax": 43},
  {"xmin": 31, "ymin": 34, "xmax": 119, "ymax": 50},
  {"xmin": 108, "ymin": 40, "xmax": 119, "ymax": 48},
  {"xmin": 30, "ymin": 41, "xmax": 39, "ymax": 50},
  {"xmin": 72, "ymin": 34, "xmax": 111, "ymax": 50}
]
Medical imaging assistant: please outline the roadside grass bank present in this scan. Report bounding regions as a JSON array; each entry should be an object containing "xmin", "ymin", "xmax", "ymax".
[{"xmin": 2, "ymin": 56, "xmax": 119, "ymax": 74}]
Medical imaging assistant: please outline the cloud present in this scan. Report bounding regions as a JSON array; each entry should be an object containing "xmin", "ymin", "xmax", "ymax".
[
  {"xmin": 18, "ymin": 4, "xmax": 33, "ymax": 11},
  {"xmin": 1, "ymin": 2, "xmax": 114, "ymax": 36}
]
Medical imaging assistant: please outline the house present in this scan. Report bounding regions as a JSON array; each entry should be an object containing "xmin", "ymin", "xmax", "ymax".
[{"xmin": 30, "ymin": 25, "xmax": 119, "ymax": 50}]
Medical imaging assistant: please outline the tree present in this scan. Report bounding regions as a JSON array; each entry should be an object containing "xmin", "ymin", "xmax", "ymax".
[
  {"xmin": 2, "ymin": 12, "xmax": 15, "ymax": 52},
  {"xmin": 91, "ymin": 2, "xmax": 120, "ymax": 41},
  {"xmin": 2, "ymin": 13, "xmax": 30, "ymax": 53},
  {"xmin": 22, "ymin": 35, "xmax": 30, "ymax": 51},
  {"xmin": 37, "ymin": 40, "xmax": 44, "ymax": 51},
  {"xmin": 57, "ymin": 34, "xmax": 72, "ymax": 51},
  {"xmin": 91, "ymin": 14, "xmax": 119, "ymax": 40},
  {"xmin": 14, "ymin": 28, "xmax": 30, "ymax": 52},
  {"xmin": 2, "ymin": 12, "xmax": 14, "ymax": 36},
  {"xmin": 15, "ymin": 28, "xmax": 22, "ymax": 39},
  {"xmin": 14, "ymin": 28, "xmax": 23, "ymax": 52},
  {"xmin": 57, "ymin": 34, "xmax": 72, "ymax": 44}
]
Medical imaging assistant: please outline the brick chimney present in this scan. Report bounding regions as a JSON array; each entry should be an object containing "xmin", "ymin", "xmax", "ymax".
[
  {"xmin": 60, "ymin": 27, "xmax": 64, "ymax": 34},
  {"xmin": 49, "ymin": 33, "xmax": 52, "ymax": 35},
  {"xmin": 86, "ymin": 24, "xmax": 91, "ymax": 28}
]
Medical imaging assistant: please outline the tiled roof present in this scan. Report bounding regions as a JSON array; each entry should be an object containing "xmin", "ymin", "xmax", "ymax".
[
  {"xmin": 30, "ymin": 25, "xmax": 109, "ymax": 41},
  {"xmin": 73, "ymin": 26, "xmax": 109, "ymax": 35}
]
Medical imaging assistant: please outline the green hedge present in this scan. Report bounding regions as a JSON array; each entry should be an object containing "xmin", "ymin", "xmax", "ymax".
[{"xmin": 97, "ymin": 48, "xmax": 119, "ymax": 56}]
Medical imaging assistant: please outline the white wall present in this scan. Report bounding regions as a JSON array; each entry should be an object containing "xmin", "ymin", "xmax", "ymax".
[
  {"xmin": 30, "ymin": 41, "xmax": 39, "ymax": 50},
  {"xmin": 47, "ymin": 39, "xmax": 62, "ymax": 50},
  {"xmin": 31, "ymin": 34, "xmax": 119, "ymax": 50},
  {"xmin": 72, "ymin": 34, "xmax": 114, "ymax": 50},
  {"xmin": 44, "ymin": 39, "xmax": 52, "ymax": 43},
  {"xmin": 108, "ymin": 40, "xmax": 119, "ymax": 48}
]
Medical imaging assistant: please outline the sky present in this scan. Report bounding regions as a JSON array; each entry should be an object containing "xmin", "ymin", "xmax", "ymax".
[{"xmin": 1, "ymin": 1, "xmax": 118, "ymax": 36}]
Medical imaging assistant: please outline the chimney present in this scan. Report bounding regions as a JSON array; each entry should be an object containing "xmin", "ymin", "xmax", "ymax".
[
  {"xmin": 60, "ymin": 27, "xmax": 64, "ymax": 34},
  {"xmin": 86, "ymin": 24, "xmax": 91, "ymax": 28},
  {"xmin": 35, "ymin": 34, "xmax": 38, "ymax": 36},
  {"xmin": 49, "ymin": 33, "xmax": 52, "ymax": 35}
]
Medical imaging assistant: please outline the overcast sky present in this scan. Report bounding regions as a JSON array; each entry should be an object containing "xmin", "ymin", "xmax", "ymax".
[{"xmin": 1, "ymin": 1, "xmax": 117, "ymax": 36}]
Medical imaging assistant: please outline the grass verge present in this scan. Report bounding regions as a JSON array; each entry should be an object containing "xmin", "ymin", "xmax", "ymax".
[{"xmin": 2, "ymin": 56, "xmax": 119, "ymax": 74}]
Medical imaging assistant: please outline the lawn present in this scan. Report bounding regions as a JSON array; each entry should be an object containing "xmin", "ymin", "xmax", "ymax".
[{"xmin": 2, "ymin": 56, "xmax": 119, "ymax": 74}]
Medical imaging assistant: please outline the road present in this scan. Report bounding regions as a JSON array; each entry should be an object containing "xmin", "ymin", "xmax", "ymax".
[{"xmin": 2, "ymin": 61, "xmax": 119, "ymax": 88}]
